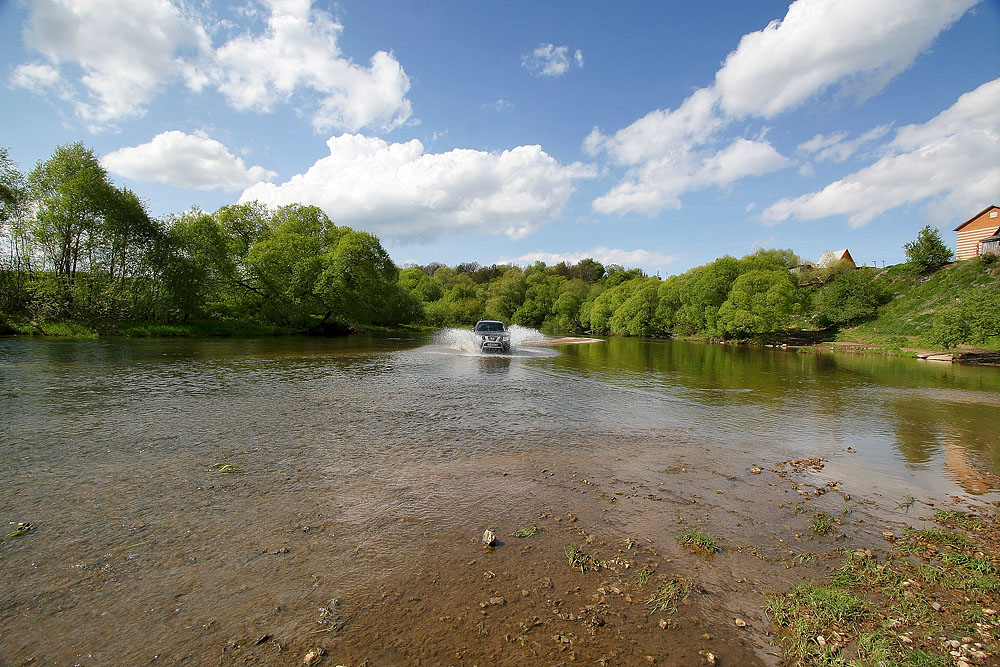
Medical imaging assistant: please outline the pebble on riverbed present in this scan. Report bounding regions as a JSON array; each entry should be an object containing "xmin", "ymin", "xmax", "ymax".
[{"xmin": 482, "ymin": 529, "xmax": 497, "ymax": 546}]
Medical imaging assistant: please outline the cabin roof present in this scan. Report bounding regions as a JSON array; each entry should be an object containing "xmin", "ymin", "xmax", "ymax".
[
  {"xmin": 954, "ymin": 205, "xmax": 1000, "ymax": 232},
  {"xmin": 817, "ymin": 249, "xmax": 850, "ymax": 267}
]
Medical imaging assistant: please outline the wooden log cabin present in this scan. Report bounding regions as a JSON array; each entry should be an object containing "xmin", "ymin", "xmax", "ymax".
[{"xmin": 954, "ymin": 205, "xmax": 1000, "ymax": 260}]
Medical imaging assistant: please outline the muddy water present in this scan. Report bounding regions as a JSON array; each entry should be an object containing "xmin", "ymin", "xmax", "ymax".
[{"xmin": 1, "ymin": 334, "xmax": 998, "ymax": 665}]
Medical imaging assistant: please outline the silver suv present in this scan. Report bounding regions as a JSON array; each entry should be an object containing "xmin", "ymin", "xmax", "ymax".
[{"xmin": 473, "ymin": 320, "xmax": 511, "ymax": 352}]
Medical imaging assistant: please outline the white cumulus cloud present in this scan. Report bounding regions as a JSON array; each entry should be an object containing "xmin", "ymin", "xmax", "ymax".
[
  {"xmin": 521, "ymin": 43, "xmax": 584, "ymax": 78},
  {"xmin": 212, "ymin": 0, "xmax": 412, "ymax": 132},
  {"xmin": 11, "ymin": 0, "xmax": 412, "ymax": 133},
  {"xmin": 797, "ymin": 125, "xmax": 892, "ymax": 163},
  {"xmin": 14, "ymin": 0, "xmax": 209, "ymax": 124},
  {"xmin": 507, "ymin": 247, "xmax": 679, "ymax": 273},
  {"xmin": 592, "ymin": 137, "xmax": 789, "ymax": 216},
  {"xmin": 9, "ymin": 62, "xmax": 64, "ymax": 93},
  {"xmin": 102, "ymin": 131, "xmax": 277, "ymax": 191},
  {"xmin": 714, "ymin": 0, "xmax": 977, "ymax": 118},
  {"xmin": 763, "ymin": 78, "xmax": 1000, "ymax": 228},
  {"xmin": 239, "ymin": 133, "xmax": 597, "ymax": 242},
  {"xmin": 587, "ymin": 0, "xmax": 978, "ymax": 217}
]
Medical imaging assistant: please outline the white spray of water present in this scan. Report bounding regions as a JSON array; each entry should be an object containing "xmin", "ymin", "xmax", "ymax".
[{"xmin": 434, "ymin": 324, "xmax": 547, "ymax": 355}]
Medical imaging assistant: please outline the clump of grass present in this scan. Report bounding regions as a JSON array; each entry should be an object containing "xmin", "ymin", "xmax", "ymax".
[
  {"xmin": 939, "ymin": 551, "xmax": 998, "ymax": 576},
  {"xmin": 646, "ymin": 579, "xmax": 690, "ymax": 614},
  {"xmin": 768, "ymin": 582, "xmax": 866, "ymax": 627},
  {"xmin": 933, "ymin": 510, "xmax": 984, "ymax": 531},
  {"xmin": 512, "ymin": 525, "xmax": 541, "ymax": 538},
  {"xmin": 566, "ymin": 543, "xmax": 595, "ymax": 573},
  {"xmin": 3, "ymin": 522, "xmax": 33, "ymax": 540},
  {"xmin": 905, "ymin": 527, "xmax": 971, "ymax": 547},
  {"xmin": 677, "ymin": 528, "xmax": 721, "ymax": 554},
  {"xmin": 793, "ymin": 503, "xmax": 807, "ymax": 515},
  {"xmin": 766, "ymin": 582, "xmax": 867, "ymax": 663},
  {"xmin": 660, "ymin": 467, "xmax": 682, "ymax": 474},
  {"xmin": 809, "ymin": 512, "xmax": 836, "ymax": 536},
  {"xmin": 212, "ymin": 461, "xmax": 247, "ymax": 475},
  {"xmin": 833, "ymin": 550, "xmax": 899, "ymax": 588},
  {"xmin": 769, "ymin": 503, "xmax": 1000, "ymax": 666},
  {"xmin": 635, "ymin": 567, "xmax": 652, "ymax": 587},
  {"xmin": 906, "ymin": 649, "xmax": 952, "ymax": 667}
]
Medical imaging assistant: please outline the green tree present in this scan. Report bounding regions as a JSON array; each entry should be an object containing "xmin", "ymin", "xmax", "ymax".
[
  {"xmin": 244, "ymin": 204, "xmax": 341, "ymax": 325},
  {"xmin": 931, "ymin": 286, "xmax": 1000, "ymax": 348},
  {"xmin": 605, "ymin": 264, "xmax": 645, "ymax": 287},
  {"xmin": 441, "ymin": 282, "xmax": 483, "ymax": 324},
  {"xmin": 904, "ymin": 225, "xmax": 953, "ymax": 274},
  {"xmin": 317, "ymin": 228, "xmax": 401, "ymax": 325},
  {"xmin": 676, "ymin": 256, "xmax": 740, "ymax": 334},
  {"xmin": 589, "ymin": 277, "xmax": 648, "ymax": 333},
  {"xmin": 29, "ymin": 142, "xmax": 117, "ymax": 278},
  {"xmin": 514, "ymin": 274, "xmax": 564, "ymax": 327},
  {"xmin": 813, "ymin": 268, "xmax": 890, "ymax": 327},
  {"xmin": 483, "ymin": 267, "xmax": 526, "ymax": 321},
  {"xmin": 608, "ymin": 277, "xmax": 660, "ymax": 336},
  {"xmin": 551, "ymin": 278, "xmax": 590, "ymax": 331},
  {"xmin": 570, "ymin": 257, "xmax": 606, "ymax": 283},
  {"xmin": 716, "ymin": 269, "xmax": 802, "ymax": 338},
  {"xmin": 0, "ymin": 146, "xmax": 32, "ymax": 313},
  {"xmin": 399, "ymin": 266, "xmax": 443, "ymax": 303},
  {"xmin": 653, "ymin": 276, "xmax": 684, "ymax": 334},
  {"xmin": 25, "ymin": 143, "xmax": 164, "ymax": 322}
]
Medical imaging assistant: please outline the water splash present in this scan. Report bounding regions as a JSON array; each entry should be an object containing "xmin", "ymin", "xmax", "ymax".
[{"xmin": 434, "ymin": 324, "xmax": 547, "ymax": 355}]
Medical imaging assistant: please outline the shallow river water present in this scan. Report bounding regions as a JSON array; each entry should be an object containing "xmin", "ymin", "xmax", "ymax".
[{"xmin": 1, "ymin": 332, "xmax": 998, "ymax": 665}]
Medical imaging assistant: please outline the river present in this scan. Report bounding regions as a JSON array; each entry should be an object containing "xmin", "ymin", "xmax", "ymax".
[{"xmin": 1, "ymin": 333, "xmax": 998, "ymax": 664}]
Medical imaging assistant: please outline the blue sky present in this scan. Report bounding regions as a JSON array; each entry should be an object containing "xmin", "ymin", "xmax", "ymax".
[{"xmin": 2, "ymin": 0, "xmax": 998, "ymax": 275}]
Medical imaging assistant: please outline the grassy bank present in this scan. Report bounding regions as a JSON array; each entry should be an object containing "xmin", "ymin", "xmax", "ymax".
[
  {"xmin": 767, "ymin": 508, "xmax": 999, "ymax": 666},
  {"xmin": 832, "ymin": 258, "xmax": 1000, "ymax": 352},
  {"xmin": 0, "ymin": 315, "xmax": 300, "ymax": 338}
]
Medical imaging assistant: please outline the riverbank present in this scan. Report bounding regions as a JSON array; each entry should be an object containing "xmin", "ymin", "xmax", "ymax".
[
  {"xmin": 798, "ymin": 340, "xmax": 1000, "ymax": 366},
  {"xmin": 3, "ymin": 432, "xmax": 996, "ymax": 665}
]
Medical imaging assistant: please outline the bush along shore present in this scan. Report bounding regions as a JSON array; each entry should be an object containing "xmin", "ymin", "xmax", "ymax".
[{"xmin": 2, "ymin": 143, "xmax": 998, "ymax": 354}]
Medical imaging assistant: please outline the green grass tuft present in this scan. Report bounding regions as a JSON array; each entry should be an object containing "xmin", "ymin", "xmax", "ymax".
[
  {"xmin": 932, "ymin": 510, "xmax": 984, "ymax": 532},
  {"xmin": 212, "ymin": 461, "xmax": 247, "ymax": 475},
  {"xmin": 809, "ymin": 512, "xmax": 836, "ymax": 536},
  {"xmin": 676, "ymin": 528, "xmax": 720, "ymax": 553},
  {"xmin": 3, "ymin": 523, "xmax": 34, "ymax": 540},
  {"xmin": 565, "ymin": 542, "xmax": 595, "ymax": 573},
  {"xmin": 646, "ymin": 579, "xmax": 690, "ymax": 614}
]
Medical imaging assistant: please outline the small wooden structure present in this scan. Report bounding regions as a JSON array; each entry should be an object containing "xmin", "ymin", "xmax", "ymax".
[
  {"xmin": 816, "ymin": 249, "xmax": 856, "ymax": 268},
  {"xmin": 981, "ymin": 232, "xmax": 1000, "ymax": 257},
  {"xmin": 954, "ymin": 205, "xmax": 1000, "ymax": 260}
]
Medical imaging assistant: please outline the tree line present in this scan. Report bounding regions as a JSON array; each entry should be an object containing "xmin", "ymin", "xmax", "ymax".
[
  {"xmin": 3, "ymin": 141, "xmax": 993, "ymax": 346},
  {"xmin": 399, "ymin": 249, "xmax": 888, "ymax": 339},
  {"xmin": 0, "ymin": 143, "xmax": 411, "ymax": 332}
]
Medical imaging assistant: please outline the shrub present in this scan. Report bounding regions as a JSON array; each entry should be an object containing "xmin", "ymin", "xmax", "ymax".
[
  {"xmin": 813, "ymin": 268, "xmax": 890, "ymax": 327},
  {"xmin": 931, "ymin": 286, "xmax": 1000, "ymax": 348},
  {"xmin": 904, "ymin": 225, "xmax": 953, "ymax": 274}
]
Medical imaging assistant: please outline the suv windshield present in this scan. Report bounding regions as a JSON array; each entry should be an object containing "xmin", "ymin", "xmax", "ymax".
[{"xmin": 475, "ymin": 322, "xmax": 505, "ymax": 332}]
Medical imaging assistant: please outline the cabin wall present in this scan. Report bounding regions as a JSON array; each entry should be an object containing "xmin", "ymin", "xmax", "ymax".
[{"xmin": 956, "ymin": 209, "xmax": 1000, "ymax": 260}]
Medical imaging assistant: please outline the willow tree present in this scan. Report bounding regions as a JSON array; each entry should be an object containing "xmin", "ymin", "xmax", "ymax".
[
  {"xmin": 29, "ymin": 143, "xmax": 116, "ymax": 278},
  {"xmin": 716, "ymin": 269, "xmax": 803, "ymax": 338},
  {"xmin": 0, "ymin": 146, "xmax": 31, "ymax": 313},
  {"xmin": 26, "ymin": 142, "xmax": 163, "ymax": 321},
  {"xmin": 243, "ymin": 204, "xmax": 404, "ymax": 328}
]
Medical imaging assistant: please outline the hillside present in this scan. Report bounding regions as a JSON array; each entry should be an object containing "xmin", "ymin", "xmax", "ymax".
[{"xmin": 833, "ymin": 257, "xmax": 1000, "ymax": 352}]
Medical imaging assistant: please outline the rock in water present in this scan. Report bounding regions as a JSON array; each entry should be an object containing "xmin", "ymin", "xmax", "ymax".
[{"xmin": 482, "ymin": 529, "xmax": 497, "ymax": 546}]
